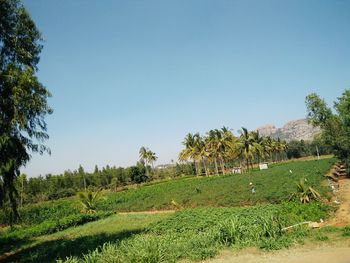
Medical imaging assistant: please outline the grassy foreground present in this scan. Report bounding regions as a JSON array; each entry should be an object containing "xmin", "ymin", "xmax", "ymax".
[
  {"xmin": 0, "ymin": 213, "xmax": 169, "ymax": 262},
  {"xmin": 60, "ymin": 203, "xmax": 332, "ymax": 263}
]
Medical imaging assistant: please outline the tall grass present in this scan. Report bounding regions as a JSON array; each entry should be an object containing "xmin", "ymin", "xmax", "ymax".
[{"xmin": 60, "ymin": 202, "xmax": 331, "ymax": 263}]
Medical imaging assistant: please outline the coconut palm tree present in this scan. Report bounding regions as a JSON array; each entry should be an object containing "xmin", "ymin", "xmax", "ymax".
[
  {"xmin": 250, "ymin": 130, "xmax": 264, "ymax": 165},
  {"xmin": 179, "ymin": 133, "xmax": 201, "ymax": 175},
  {"xmin": 139, "ymin": 146, "xmax": 148, "ymax": 166},
  {"xmin": 195, "ymin": 134, "xmax": 209, "ymax": 176},
  {"xmin": 139, "ymin": 146, "xmax": 157, "ymax": 176},
  {"xmin": 237, "ymin": 127, "xmax": 256, "ymax": 170},
  {"xmin": 205, "ymin": 130, "xmax": 220, "ymax": 175},
  {"xmin": 147, "ymin": 150, "xmax": 158, "ymax": 169}
]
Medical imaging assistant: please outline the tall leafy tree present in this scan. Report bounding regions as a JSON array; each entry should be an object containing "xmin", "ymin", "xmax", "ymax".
[
  {"xmin": 306, "ymin": 91, "xmax": 350, "ymax": 171},
  {"xmin": 0, "ymin": 0, "xmax": 52, "ymax": 221}
]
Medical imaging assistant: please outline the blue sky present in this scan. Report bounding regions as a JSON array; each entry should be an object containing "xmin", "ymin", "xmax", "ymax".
[{"xmin": 22, "ymin": 0, "xmax": 350, "ymax": 176}]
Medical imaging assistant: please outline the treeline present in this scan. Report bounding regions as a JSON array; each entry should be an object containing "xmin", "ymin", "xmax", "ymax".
[
  {"xmin": 179, "ymin": 127, "xmax": 332, "ymax": 176},
  {"xmin": 15, "ymin": 162, "xmax": 194, "ymax": 205},
  {"xmin": 285, "ymin": 138, "xmax": 332, "ymax": 159}
]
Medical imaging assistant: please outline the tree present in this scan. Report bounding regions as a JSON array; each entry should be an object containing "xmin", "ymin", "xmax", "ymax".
[
  {"xmin": 0, "ymin": 0, "xmax": 52, "ymax": 222},
  {"xmin": 139, "ymin": 146, "xmax": 157, "ymax": 176},
  {"xmin": 179, "ymin": 133, "xmax": 200, "ymax": 175},
  {"xmin": 306, "ymin": 91, "xmax": 350, "ymax": 172},
  {"xmin": 237, "ymin": 127, "xmax": 256, "ymax": 170}
]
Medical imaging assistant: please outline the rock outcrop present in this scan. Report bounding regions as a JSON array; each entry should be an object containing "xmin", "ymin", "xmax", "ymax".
[{"xmin": 256, "ymin": 119, "xmax": 321, "ymax": 142}]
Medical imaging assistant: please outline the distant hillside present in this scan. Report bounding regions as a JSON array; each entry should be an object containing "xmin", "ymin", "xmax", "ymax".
[{"xmin": 256, "ymin": 119, "xmax": 321, "ymax": 142}]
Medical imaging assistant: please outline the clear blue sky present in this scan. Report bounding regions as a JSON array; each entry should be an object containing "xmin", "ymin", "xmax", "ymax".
[{"xmin": 22, "ymin": 0, "xmax": 350, "ymax": 176}]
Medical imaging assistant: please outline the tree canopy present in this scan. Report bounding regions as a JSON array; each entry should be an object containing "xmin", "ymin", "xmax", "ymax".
[
  {"xmin": 306, "ymin": 90, "xmax": 350, "ymax": 171},
  {"xmin": 0, "ymin": 0, "xmax": 52, "ymax": 221}
]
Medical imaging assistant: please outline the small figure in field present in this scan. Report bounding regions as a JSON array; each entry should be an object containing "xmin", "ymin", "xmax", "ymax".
[{"xmin": 249, "ymin": 182, "xmax": 256, "ymax": 194}]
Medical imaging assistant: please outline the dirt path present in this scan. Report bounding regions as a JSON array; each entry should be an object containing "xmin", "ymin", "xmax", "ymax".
[
  {"xmin": 204, "ymin": 242, "xmax": 350, "ymax": 263},
  {"xmin": 326, "ymin": 178, "xmax": 350, "ymax": 227}
]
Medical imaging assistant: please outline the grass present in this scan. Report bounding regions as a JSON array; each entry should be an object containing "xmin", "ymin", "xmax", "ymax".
[
  {"xmin": 0, "ymin": 213, "xmax": 169, "ymax": 263},
  {"xmin": 58, "ymin": 202, "xmax": 333, "ymax": 263},
  {"xmin": 0, "ymin": 212, "xmax": 113, "ymax": 255}
]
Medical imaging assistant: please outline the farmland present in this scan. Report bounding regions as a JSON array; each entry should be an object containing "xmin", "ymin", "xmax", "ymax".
[{"xmin": 1, "ymin": 157, "xmax": 347, "ymax": 262}]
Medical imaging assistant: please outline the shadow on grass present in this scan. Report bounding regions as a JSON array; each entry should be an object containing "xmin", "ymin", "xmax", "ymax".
[
  {"xmin": 0, "ymin": 236, "xmax": 33, "ymax": 255},
  {"xmin": 0, "ymin": 229, "xmax": 142, "ymax": 263}
]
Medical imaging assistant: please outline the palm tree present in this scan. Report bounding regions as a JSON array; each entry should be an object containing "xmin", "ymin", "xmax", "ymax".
[
  {"xmin": 139, "ymin": 146, "xmax": 157, "ymax": 175},
  {"xmin": 195, "ymin": 134, "xmax": 209, "ymax": 176},
  {"xmin": 147, "ymin": 150, "xmax": 158, "ymax": 169},
  {"xmin": 238, "ymin": 127, "xmax": 256, "ymax": 170},
  {"xmin": 275, "ymin": 138, "xmax": 287, "ymax": 161},
  {"xmin": 205, "ymin": 130, "xmax": 220, "ymax": 175},
  {"xmin": 77, "ymin": 190, "xmax": 101, "ymax": 213},
  {"xmin": 250, "ymin": 130, "xmax": 264, "ymax": 165},
  {"xmin": 179, "ymin": 133, "xmax": 201, "ymax": 175},
  {"xmin": 139, "ymin": 146, "xmax": 148, "ymax": 165}
]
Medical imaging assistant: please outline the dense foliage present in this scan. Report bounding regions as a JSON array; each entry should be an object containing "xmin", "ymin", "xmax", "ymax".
[
  {"xmin": 306, "ymin": 90, "xmax": 350, "ymax": 173},
  {"xmin": 0, "ymin": 0, "xmax": 52, "ymax": 222},
  {"xmin": 285, "ymin": 139, "xmax": 332, "ymax": 159}
]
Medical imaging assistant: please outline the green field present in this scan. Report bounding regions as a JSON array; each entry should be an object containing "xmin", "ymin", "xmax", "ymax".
[
  {"xmin": 0, "ymin": 158, "xmax": 334, "ymax": 227},
  {"xmin": 0, "ymin": 157, "xmax": 342, "ymax": 263}
]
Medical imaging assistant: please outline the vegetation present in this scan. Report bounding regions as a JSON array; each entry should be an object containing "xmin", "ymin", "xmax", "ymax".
[
  {"xmin": 0, "ymin": 2, "xmax": 348, "ymax": 263},
  {"xmin": 0, "ymin": 158, "xmax": 334, "ymax": 225},
  {"xmin": 0, "ymin": 157, "xmax": 339, "ymax": 262},
  {"xmin": 139, "ymin": 146, "xmax": 158, "ymax": 177},
  {"xmin": 289, "ymin": 178, "xmax": 321, "ymax": 203},
  {"xmin": 179, "ymin": 127, "xmax": 288, "ymax": 176},
  {"xmin": 77, "ymin": 190, "xmax": 102, "ymax": 213},
  {"xmin": 286, "ymin": 138, "xmax": 332, "ymax": 159},
  {"xmin": 306, "ymin": 90, "xmax": 350, "ymax": 173},
  {"xmin": 98, "ymin": 158, "xmax": 333, "ymax": 211},
  {"xmin": 0, "ymin": 212, "xmax": 112, "ymax": 255},
  {"xmin": 59, "ymin": 203, "xmax": 331, "ymax": 263},
  {"xmin": 1, "ymin": 213, "xmax": 168, "ymax": 262},
  {"xmin": 0, "ymin": 0, "xmax": 52, "ymax": 223}
]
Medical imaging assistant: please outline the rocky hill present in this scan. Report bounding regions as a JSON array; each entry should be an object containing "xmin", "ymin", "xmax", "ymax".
[{"xmin": 256, "ymin": 119, "xmax": 321, "ymax": 142}]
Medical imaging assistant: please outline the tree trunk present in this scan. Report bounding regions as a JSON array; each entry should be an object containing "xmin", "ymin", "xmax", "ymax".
[
  {"xmin": 214, "ymin": 158, "xmax": 219, "ymax": 175},
  {"xmin": 193, "ymin": 161, "xmax": 199, "ymax": 176},
  {"xmin": 20, "ymin": 179, "xmax": 24, "ymax": 207},
  {"xmin": 202, "ymin": 158, "xmax": 208, "ymax": 176},
  {"xmin": 83, "ymin": 176, "xmax": 87, "ymax": 191},
  {"xmin": 220, "ymin": 158, "xmax": 225, "ymax": 175}
]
